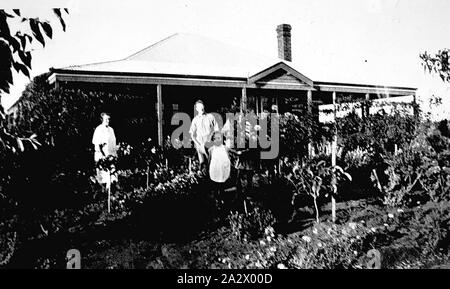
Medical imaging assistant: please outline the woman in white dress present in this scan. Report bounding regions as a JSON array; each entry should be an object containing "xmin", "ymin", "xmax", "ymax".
[{"xmin": 92, "ymin": 112, "xmax": 118, "ymax": 185}]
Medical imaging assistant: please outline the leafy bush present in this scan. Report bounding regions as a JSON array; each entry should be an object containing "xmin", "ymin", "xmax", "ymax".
[
  {"xmin": 221, "ymin": 221, "xmax": 371, "ymax": 269},
  {"xmin": 285, "ymin": 222, "xmax": 369, "ymax": 269},
  {"xmin": 285, "ymin": 159, "xmax": 352, "ymax": 222},
  {"xmin": 348, "ymin": 201, "xmax": 450, "ymax": 266},
  {"xmin": 343, "ymin": 147, "xmax": 372, "ymax": 170},
  {"xmin": 381, "ymin": 123, "xmax": 450, "ymax": 207},
  {"xmin": 337, "ymin": 108, "xmax": 420, "ymax": 156},
  {"xmin": 278, "ymin": 111, "xmax": 333, "ymax": 160},
  {"xmin": 0, "ymin": 220, "xmax": 17, "ymax": 267},
  {"xmin": 228, "ymin": 205, "xmax": 276, "ymax": 241}
]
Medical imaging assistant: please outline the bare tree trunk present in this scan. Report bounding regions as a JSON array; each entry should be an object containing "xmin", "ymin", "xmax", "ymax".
[{"xmin": 314, "ymin": 197, "xmax": 319, "ymax": 223}]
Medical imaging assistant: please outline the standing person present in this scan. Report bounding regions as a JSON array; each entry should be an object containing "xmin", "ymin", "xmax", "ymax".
[
  {"xmin": 92, "ymin": 112, "xmax": 117, "ymax": 185},
  {"xmin": 208, "ymin": 131, "xmax": 231, "ymax": 207},
  {"xmin": 209, "ymin": 131, "xmax": 231, "ymax": 183},
  {"xmin": 189, "ymin": 100, "xmax": 218, "ymax": 173}
]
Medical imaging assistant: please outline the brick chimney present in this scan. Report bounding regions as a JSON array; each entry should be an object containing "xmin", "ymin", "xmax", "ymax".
[{"xmin": 276, "ymin": 24, "xmax": 292, "ymax": 61}]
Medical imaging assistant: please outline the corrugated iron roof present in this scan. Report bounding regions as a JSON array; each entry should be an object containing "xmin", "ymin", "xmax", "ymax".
[
  {"xmin": 57, "ymin": 32, "xmax": 416, "ymax": 89},
  {"xmin": 60, "ymin": 33, "xmax": 285, "ymax": 79}
]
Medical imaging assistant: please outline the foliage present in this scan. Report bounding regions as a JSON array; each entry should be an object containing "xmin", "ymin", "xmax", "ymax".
[
  {"xmin": 285, "ymin": 222, "xmax": 370, "ymax": 269},
  {"xmin": 11, "ymin": 82, "xmax": 154, "ymax": 148},
  {"xmin": 343, "ymin": 147, "xmax": 372, "ymax": 170},
  {"xmin": 421, "ymin": 49, "xmax": 450, "ymax": 83},
  {"xmin": 381, "ymin": 123, "xmax": 450, "ymax": 207},
  {"xmin": 336, "ymin": 109, "xmax": 420, "ymax": 157},
  {"xmin": 228, "ymin": 205, "xmax": 276, "ymax": 241},
  {"xmin": 0, "ymin": 9, "xmax": 68, "ymax": 157},
  {"xmin": 278, "ymin": 111, "xmax": 333, "ymax": 159},
  {"xmin": 278, "ymin": 112, "xmax": 311, "ymax": 159},
  {"xmin": 112, "ymin": 171, "xmax": 202, "ymax": 212},
  {"xmin": 349, "ymin": 201, "xmax": 450, "ymax": 265},
  {"xmin": 285, "ymin": 159, "xmax": 352, "ymax": 222},
  {"xmin": 0, "ymin": 220, "xmax": 17, "ymax": 266},
  {"xmin": 0, "ymin": 9, "xmax": 68, "ymax": 94},
  {"xmin": 223, "ymin": 200, "xmax": 450, "ymax": 269},
  {"xmin": 214, "ymin": 221, "xmax": 371, "ymax": 269},
  {"xmin": 95, "ymin": 155, "xmax": 117, "ymax": 171}
]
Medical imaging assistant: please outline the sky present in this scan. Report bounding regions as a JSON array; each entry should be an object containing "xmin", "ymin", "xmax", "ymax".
[{"xmin": 2, "ymin": 0, "xmax": 450, "ymax": 120}]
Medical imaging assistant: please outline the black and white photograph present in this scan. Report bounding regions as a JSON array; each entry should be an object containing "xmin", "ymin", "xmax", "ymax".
[{"xmin": 0, "ymin": 0, "xmax": 450, "ymax": 275}]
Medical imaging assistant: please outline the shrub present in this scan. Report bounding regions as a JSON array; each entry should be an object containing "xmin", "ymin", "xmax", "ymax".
[
  {"xmin": 285, "ymin": 159, "xmax": 352, "ymax": 222},
  {"xmin": 381, "ymin": 124, "xmax": 450, "ymax": 207},
  {"xmin": 349, "ymin": 201, "xmax": 450, "ymax": 266},
  {"xmin": 0, "ymin": 220, "xmax": 17, "ymax": 267},
  {"xmin": 343, "ymin": 147, "xmax": 372, "ymax": 170},
  {"xmin": 337, "ymin": 108, "xmax": 420, "ymax": 157},
  {"xmin": 278, "ymin": 111, "xmax": 333, "ymax": 160},
  {"xmin": 225, "ymin": 221, "xmax": 371, "ymax": 269},
  {"xmin": 286, "ymin": 222, "xmax": 370, "ymax": 269},
  {"xmin": 228, "ymin": 204, "xmax": 276, "ymax": 241}
]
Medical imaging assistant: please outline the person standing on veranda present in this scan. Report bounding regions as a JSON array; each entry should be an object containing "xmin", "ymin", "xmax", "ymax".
[
  {"xmin": 92, "ymin": 112, "xmax": 118, "ymax": 185},
  {"xmin": 189, "ymin": 100, "xmax": 218, "ymax": 173}
]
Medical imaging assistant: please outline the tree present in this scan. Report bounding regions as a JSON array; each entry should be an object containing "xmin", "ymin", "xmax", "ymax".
[
  {"xmin": 420, "ymin": 49, "xmax": 450, "ymax": 83},
  {"xmin": 0, "ymin": 9, "xmax": 68, "ymax": 152}
]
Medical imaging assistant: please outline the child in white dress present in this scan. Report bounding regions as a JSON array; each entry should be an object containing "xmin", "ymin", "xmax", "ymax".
[
  {"xmin": 208, "ymin": 131, "xmax": 231, "ymax": 184},
  {"xmin": 208, "ymin": 131, "xmax": 232, "ymax": 209}
]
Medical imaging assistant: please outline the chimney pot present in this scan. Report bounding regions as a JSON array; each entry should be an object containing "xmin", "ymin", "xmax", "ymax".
[{"xmin": 276, "ymin": 24, "xmax": 292, "ymax": 61}]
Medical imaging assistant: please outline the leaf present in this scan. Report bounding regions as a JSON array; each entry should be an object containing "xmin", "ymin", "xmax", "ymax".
[
  {"xmin": 25, "ymin": 33, "xmax": 32, "ymax": 44},
  {"xmin": 7, "ymin": 35, "xmax": 20, "ymax": 52},
  {"xmin": 0, "ymin": 10, "xmax": 14, "ymax": 18},
  {"xmin": 53, "ymin": 9, "xmax": 66, "ymax": 31},
  {"xmin": 41, "ymin": 21, "xmax": 52, "ymax": 39},
  {"xmin": 15, "ymin": 32, "xmax": 26, "ymax": 49},
  {"xmin": 30, "ymin": 138, "xmax": 41, "ymax": 148},
  {"xmin": 12, "ymin": 61, "xmax": 30, "ymax": 78},
  {"xmin": 344, "ymin": 172, "xmax": 352, "ymax": 181},
  {"xmin": 18, "ymin": 50, "xmax": 32, "ymax": 68},
  {"xmin": 334, "ymin": 165, "xmax": 344, "ymax": 174},
  {"xmin": 29, "ymin": 139, "xmax": 38, "ymax": 150},
  {"xmin": 29, "ymin": 18, "xmax": 45, "ymax": 47},
  {"xmin": 0, "ymin": 11, "xmax": 11, "ymax": 38},
  {"xmin": 0, "ymin": 79, "xmax": 10, "ymax": 93},
  {"xmin": 3, "ymin": 65, "xmax": 13, "ymax": 85}
]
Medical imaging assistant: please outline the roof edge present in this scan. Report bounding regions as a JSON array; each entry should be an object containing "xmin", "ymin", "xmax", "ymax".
[
  {"xmin": 50, "ymin": 68, "xmax": 248, "ymax": 82},
  {"xmin": 125, "ymin": 33, "xmax": 179, "ymax": 60},
  {"xmin": 315, "ymin": 81, "xmax": 417, "ymax": 91}
]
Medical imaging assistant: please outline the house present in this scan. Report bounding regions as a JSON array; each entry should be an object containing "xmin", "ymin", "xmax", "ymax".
[{"xmin": 47, "ymin": 24, "xmax": 417, "ymax": 146}]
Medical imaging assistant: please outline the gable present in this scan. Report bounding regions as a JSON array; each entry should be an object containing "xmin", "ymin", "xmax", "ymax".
[
  {"xmin": 248, "ymin": 62, "xmax": 313, "ymax": 87},
  {"xmin": 256, "ymin": 68, "xmax": 306, "ymax": 85}
]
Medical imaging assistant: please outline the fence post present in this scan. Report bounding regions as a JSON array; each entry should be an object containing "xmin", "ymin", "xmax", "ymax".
[{"xmin": 331, "ymin": 91, "xmax": 337, "ymax": 223}]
